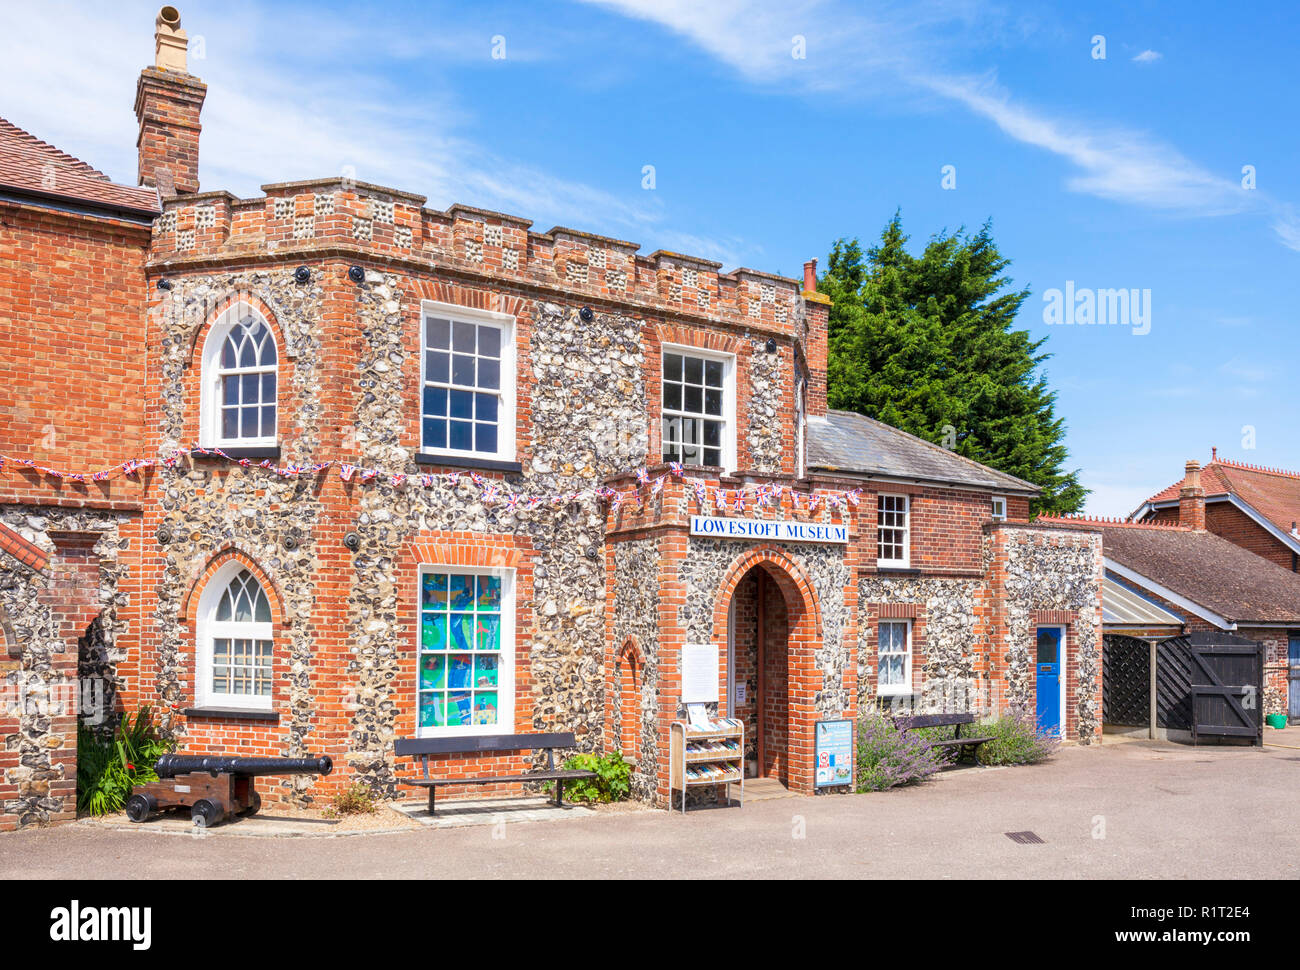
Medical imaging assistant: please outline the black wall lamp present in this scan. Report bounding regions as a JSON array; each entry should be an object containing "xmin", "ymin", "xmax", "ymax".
[
  {"xmin": 765, "ymin": 338, "xmax": 778, "ymax": 354},
  {"xmin": 156, "ymin": 278, "xmax": 172, "ymax": 291},
  {"xmin": 579, "ymin": 306, "xmax": 595, "ymax": 323},
  {"xmin": 348, "ymin": 265, "xmax": 365, "ymax": 284},
  {"xmin": 294, "ymin": 266, "xmax": 311, "ymax": 284}
]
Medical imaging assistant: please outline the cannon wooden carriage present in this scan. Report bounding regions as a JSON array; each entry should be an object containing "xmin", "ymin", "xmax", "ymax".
[{"xmin": 126, "ymin": 754, "xmax": 333, "ymax": 828}]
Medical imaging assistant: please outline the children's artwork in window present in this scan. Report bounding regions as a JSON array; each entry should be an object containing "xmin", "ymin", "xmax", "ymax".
[{"xmin": 418, "ymin": 570, "xmax": 505, "ymax": 730}]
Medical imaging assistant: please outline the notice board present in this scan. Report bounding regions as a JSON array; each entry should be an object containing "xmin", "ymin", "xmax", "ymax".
[{"xmin": 815, "ymin": 719, "xmax": 854, "ymax": 788}]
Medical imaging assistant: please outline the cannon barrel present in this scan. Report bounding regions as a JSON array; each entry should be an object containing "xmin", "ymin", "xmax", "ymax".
[{"xmin": 154, "ymin": 754, "xmax": 333, "ymax": 778}]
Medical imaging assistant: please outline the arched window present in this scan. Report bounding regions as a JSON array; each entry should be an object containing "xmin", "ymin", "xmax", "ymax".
[
  {"xmin": 200, "ymin": 305, "xmax": 278, "ymax": 448},
  {"xmin": 195, "ymin": 563, "xmax": 274, "ymax": 710}
]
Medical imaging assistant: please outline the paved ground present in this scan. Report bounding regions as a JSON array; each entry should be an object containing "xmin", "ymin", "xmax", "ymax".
[{"xmin": 3, "ymin": 738, "xmax": 1295, "ymax": 879}]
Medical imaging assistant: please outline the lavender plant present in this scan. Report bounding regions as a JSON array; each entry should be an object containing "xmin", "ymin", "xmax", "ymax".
[
  {"xmin": 970, "ymin": 707, "xmax": 1061, "ymax": 766},
  {"xmin": 854, "ymin": 710, "xmax": 944, "ymax": 792}
]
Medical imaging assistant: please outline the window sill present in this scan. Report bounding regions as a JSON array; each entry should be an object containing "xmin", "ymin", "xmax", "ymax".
[
  {"xmin": 875, "ymin": 564, "xmax": 919, "ymax": 574},
  {"xmin": 182, "ymin": 707, "xmax": 280, "ymax": 722},
  {"xmin": 191, "ymin": 446, "xmax": 282, "ymax": 461},
  {"xmin": 415, "ymin": 452, "xmax": 523, "ymax": 474}
]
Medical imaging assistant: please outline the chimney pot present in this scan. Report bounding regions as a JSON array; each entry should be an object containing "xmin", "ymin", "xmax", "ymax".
[
  {"xmin": 802, "ymin": 258, "xmax": 817, "ymax": 293},
  {"xmin": 153, "ymin": 6, "xmax": 189, "ymax": 73}
]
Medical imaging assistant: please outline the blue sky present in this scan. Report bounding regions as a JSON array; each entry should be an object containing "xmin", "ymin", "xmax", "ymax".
[{"xmin": 4, "ymin": 0, "xmax": 1297, "ymax": 515}]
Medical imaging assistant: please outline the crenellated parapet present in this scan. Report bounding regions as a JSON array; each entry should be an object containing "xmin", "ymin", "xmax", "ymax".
[{"xmin": 148, "ymin": 178, "xmax": 807, "ymax": 334}]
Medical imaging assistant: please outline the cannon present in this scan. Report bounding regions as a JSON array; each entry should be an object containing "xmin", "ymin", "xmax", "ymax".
[{"xmin": 126, "ymin": 752, "xmax": 333, "ymax": 828}]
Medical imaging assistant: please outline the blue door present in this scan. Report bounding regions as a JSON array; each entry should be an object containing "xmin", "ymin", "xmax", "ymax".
[
  {"xmin": 1036, "ymin": 627, "xmax": 1062, "ymax": 735},
  {"xmin": 1288, "ymin": 636, "xmax": 1299, "ymax": 720}
]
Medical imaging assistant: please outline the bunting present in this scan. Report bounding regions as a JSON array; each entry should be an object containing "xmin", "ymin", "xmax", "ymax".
[{"xmin": 0, "ymin": 448, "xmax": 869, "ymax": 520}]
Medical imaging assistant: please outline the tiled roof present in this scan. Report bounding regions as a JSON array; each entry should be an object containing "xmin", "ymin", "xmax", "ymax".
[
  {"xmin": 807, "ymin": 410, "xmax": 1040, "ymax": 493},
  {"xmin": 1092, "ymin": 522, "xmax": 1300, "ymax": 624},
  {"xmin": 0, "ymin": 117, "xmax": 159, "ymax": 216},
  {"xmin": 1141, "ymin": 455, "xmax": 1300, "ymax": 538},
  {"xmin": 0, "ymin": 521, "xmax": 48, "ymax": 572}
]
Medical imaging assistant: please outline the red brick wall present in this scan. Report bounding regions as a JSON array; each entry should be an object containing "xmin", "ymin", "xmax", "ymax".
[
  {"xmin": 1148, "ymin": 501, "xmax": 1296, "ymax": 571},
  {"xmin": 0, "ymin": 201, "xmax": 149, "ymax": 510},
  {"xmin": 862, "ymin": 483, "xmax": 998, "ymax": 574}
]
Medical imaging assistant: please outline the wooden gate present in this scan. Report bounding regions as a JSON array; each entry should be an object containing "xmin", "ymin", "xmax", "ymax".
[
  {"xmin": 1103, "ymin": 632, "xmax": 1263, "ymax": 744},
  {"xmin": 1173, "ymin": 633, "xmax": 1264, "ymax": 746}
]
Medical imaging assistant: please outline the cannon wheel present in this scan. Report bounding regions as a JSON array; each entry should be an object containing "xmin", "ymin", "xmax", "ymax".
[
  {"xmin": 242, "ymin": 792, "xmax": 262, "ymax": 816},
  {"xmin": 125, "ymin": 793, "xmax": 156, "ymax": 823},
  {"xmin": 191, "ymin": 799, "xmax": 224, "ymax": 829}
]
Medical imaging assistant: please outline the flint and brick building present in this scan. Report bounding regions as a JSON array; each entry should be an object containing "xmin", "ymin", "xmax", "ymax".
[{"xmin": 0, "ymin": 9, "xmax": 1104, "ymax": 829}]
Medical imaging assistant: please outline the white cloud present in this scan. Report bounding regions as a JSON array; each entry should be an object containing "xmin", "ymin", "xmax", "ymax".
[
  {"xmin": 583, "ymin": 0, "xmax": 1293, "ymax": 238},
  {"xmin": 916, "ymin": 72, "xmax": 1248, "ymax": 213},
  {"xmin": 1271, "ymin": 204, "xmax": 1300, "ymax": 251},
  {"xmin": 1219, "ymin": 357, "xmax": 1278, "ymax": 385},
  {"xmin": 1132, "ymin": 49, "xmax": 1163, "ymax": 64},
  {"xmin": 0, "ymin": 0, "xmax": 729, "ymax": 261}
]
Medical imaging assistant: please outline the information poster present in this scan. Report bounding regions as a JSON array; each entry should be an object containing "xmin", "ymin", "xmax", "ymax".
[
  {"xmin": 815, "ymin": 719, "xmax": 854, "ymax": 788},
  {"xmin": 681, "ymin": 643, "xmax": 719, "ymax": 704}
]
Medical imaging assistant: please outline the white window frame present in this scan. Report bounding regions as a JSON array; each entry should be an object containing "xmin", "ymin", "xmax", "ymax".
[
  {"xmin": 877, "ymin": 493, "xmax": 911, "ymax": 567},
  {"xmin": 991, "ymin": 496, "xmax": 1007, "ymax": 521},
  {"xmin": 877, "ymin": 619, "xmax": 913, "ymax": 697},
  {"xmin": 419, "ymin": 300, "xmax": 516, "ymax": 462},
  {"xmin": 199, "ymin": 302, "xmax": 279, "ymax": 449},
  {"xmin": 415, "ymin": 564, "xmax": 516, "ymax": 739},
  {"xmin": 660, "ymin": 342, "xmax": 737, "ymax": 472},
  {"xmin": 194, "ymin": 560, "xmax": 274, "ymax": 711}
]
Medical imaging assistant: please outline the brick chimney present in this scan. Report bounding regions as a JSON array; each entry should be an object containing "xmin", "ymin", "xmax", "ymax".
[
  {"xmin": 800, "ymin": 258, "xmax": 830, "ymax": 417},
  {"xmin": 134, "ymin": 6, "xmax": 206, "ymax": 197},
  {"xmin": 803, "ymin": 258, "xmax": 818, "ymax": 292},
  {"xmin": 1179, "ymin": 459, "xmax": 1206, "ymax": 531}
]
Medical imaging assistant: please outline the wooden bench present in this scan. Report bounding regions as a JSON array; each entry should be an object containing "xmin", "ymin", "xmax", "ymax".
[
  {"xmin": 895, "ymin": 713, "xmax": 994, "ymax": 763},
  {"xmin": 394, "ymin": 732, "xmax": 596, "ymax": 815}
]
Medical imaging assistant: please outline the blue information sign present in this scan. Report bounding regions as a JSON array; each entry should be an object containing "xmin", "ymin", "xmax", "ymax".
[{"xmin": 814, "ymin": 719, "xmax": 854, "ymax": 788}]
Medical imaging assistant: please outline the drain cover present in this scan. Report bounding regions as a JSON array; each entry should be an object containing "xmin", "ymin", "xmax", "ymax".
[{"xmin": 1005, "ymin": 831, "xmax": 1045, "ymax": 844}]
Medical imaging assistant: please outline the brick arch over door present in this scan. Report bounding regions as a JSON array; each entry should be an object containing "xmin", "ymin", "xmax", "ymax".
[{"xmin": 711, "ymin": 545, "xmax": 824, "ymax": 794}]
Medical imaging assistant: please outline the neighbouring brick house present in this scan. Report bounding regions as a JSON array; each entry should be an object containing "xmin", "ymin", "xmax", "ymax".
[
  {"xmin": 1134, "ymin": 452, "xmax": 1300, "ymax": 572},
  {"xmin": 1132, "ymin": 458, "xmax": 1297, "ymax": 718},
  {"xmin": 0, "ymin": 8, "xmax": 1104, "ymax": 829},
  {"xmin": 1041, "ymin": 465, "xmax": 1299, "ymax": 724}
]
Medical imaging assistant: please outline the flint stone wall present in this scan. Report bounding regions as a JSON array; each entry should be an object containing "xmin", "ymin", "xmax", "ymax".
[
  {"xmin": 0, "ymin": 506, "xmax": 130, "ymax": 827},
  {"xmin": 856, "ymin": 575, "xmax": 984, "ymax": 715},
  {"xmin": 744, "ymin": 337, "xmax": 785, "ymax": 474},
  {"xmin": 150, "ymin": 271, "xmax": 651, "ymax": 796},
  {"xmin": 678, "ymin": 538, "xmax": 851, "ymax": 717},
  {"xmin": 610, "ymin": 537, "xmax": 660, "ymax": 801},
  {"xmin": 998, "ymin": 526, "xmax": 1103, "ymax": 742}
]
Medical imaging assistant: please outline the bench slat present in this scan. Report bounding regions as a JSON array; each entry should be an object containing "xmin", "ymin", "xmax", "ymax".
[
  {"xmin": 404, "ymin": 769, "xmax": 595, "ymax": 788},
  {"xmin": 395, "ymin": 732, "xmax": 577, "ymax": 756},
  {"xmin": 896, "ymin": 713, "xmax": 976, "ymax": 730}
]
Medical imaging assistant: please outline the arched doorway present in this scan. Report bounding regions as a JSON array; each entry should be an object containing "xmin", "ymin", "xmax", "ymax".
[{"xmin": 718, "ymin": 552, "xmax": 821, "ymax": 792}]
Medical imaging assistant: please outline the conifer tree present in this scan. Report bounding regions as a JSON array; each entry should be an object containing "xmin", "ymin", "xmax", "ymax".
[{"xmin": 821, "ymin": 214, "xmax": 1085, "ymax": 515}]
